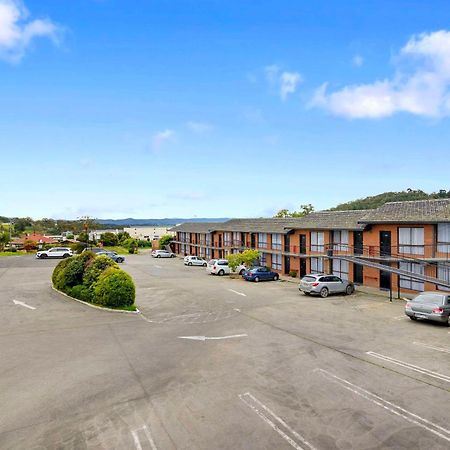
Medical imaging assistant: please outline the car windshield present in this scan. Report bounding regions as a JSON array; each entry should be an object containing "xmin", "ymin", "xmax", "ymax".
[
  {"xmin": 412, "ymin": 293, "xmax": 446, "ymax": 305},
  {"xmin": 302, "ymin": 276, "xmax": 317, "ymax": 282},
  {"xmin": 208, "ymin": 260, "xmax": 217, "ymax": 265}
]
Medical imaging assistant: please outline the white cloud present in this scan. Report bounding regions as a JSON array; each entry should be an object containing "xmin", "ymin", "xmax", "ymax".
[
  {"xmin": 311, "ymin": 30, "xmax": 450, "ymax": 119},
  {"xmin": 186, "ymin": 121, "xmax": 213, "ymax": 134},
  {"xmin": 152, "ymin": 129, "xmax": 175, "ymax": 150},
  {"xmin": 0, "ymin": 0, "xmax": 61, "ymax": 63},
  {"xmin": 264, "ymin": 64, "xmax": 302, "ymax": 100},
  {"xmin": 352, "ymin": 54, "xmax": 364, "ymax": 67}
]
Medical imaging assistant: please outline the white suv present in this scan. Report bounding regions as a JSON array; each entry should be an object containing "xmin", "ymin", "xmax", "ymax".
[
  {"xmin": 151, "ymin": 249, "xmax": 175, "ymax": 258},
  {"xmin": 36, "ymin": 247, "xmax": 73, "ymax": 259},
  {"xmin": 184, "ymin": 255, "xmax": 207, "ymax": 266},
  {"xmin": 206, "ymin": 259, "xmax": 246, "ymax": 276}
]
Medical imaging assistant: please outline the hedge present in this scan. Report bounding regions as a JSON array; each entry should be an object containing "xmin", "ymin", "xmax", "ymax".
[{"xmin": 52, "ymin": 253, "xmax": 136, "ymax": 310}]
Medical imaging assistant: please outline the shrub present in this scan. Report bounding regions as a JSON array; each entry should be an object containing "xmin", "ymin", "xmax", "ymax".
[
  {"xmin": 68, "ymin": 284, "xmax": 92, "ymax": 302},
  {"xmin": 52, "ymin": 257, "xmax": 73, "ymax": 289},
  {"xmin": 159, "ymin": 234, "xmax": 173, "ymax": 247},
  {"xmin": 289, "ymin": 270, "xmax": 298, "ymax": 278},
  {"xmin": 52, "ymin": 252, "xmax": 135, "ymax": 309},
  {"xmin": 83, "ymin": 255, "xmax": 117, "ymax": 287},
  {"xmin": 93, "ymin": 267, "xmax": 135, "ymax": 308},
  {"xmin": 100, "ymin": 232, "xmax": 118, "ymax": 246}
]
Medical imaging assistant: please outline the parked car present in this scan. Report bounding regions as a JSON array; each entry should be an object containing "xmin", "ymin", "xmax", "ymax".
[
  {"xmin": 243, "ymin": 266, "xmax": 279, "ymax": 282},
  {"xmin": 36, "ymin": 247, "xmax": 73, "ymax": 259},
  {"xmin": 152, "ymin": 249, "xmax": 175, "ymax": 258},
  {"xmin": 299, "ymin": 274, "xmax": 355, "ymax": 298},
  {"xmin": 97, "ymin": 250, "xmax": 125, "ymax": 263},
  {"xmin": 184, "ymin": 255, "xmax": 207, "ymax": 267},
  {"xmin": 206, "ymin": 259, "xmax": 246, "ymax": 276},
  {"xmin": 405, "ymin": 292, "xmax": 450, "ymax": 325}
]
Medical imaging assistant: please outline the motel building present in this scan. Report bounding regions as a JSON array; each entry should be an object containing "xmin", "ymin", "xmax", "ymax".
[{"xmin": 170, "ymin": 199, "xmax": 450, "ymax": 295}]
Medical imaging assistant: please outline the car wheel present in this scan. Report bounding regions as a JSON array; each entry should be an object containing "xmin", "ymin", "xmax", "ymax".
[
  {"xmin": 320, "ymin": 287, "xmax": 329, "ymax": 298},
  {"xmin": 218, "ymin": 269, "xmax": 225, "ymax": 276},
  {"xmin": 203, "ymin": 263, "xmax": 207, "ymax": 267},
  {"xmin": 171, "ymin": 254, "xmax": 175, "ymax": 258},
  {"xmin": 254, "ymin": 276, "xmax": 260, "ymax": 282},
  {"xmin": 303, "ymin": 292, "xmax": 310, "ymax": 296},
  {"xmin": 188, "ymin": 262, "xmax": 192, "ymax": 266},
  {"xmin": 345, "ymin": 285, "xmax": 354, "ymax": 295},
  {"xmin": 273, "ymin": 274, "xmax": 279, "ymax": 281},
  {"xmin": 117, "ymin": 258, "xmax": 124, "ymax": 263},
  {"xmin": 410, "ymin": 316, "xmax": 417, "ymax": 321},
  {"xmin": 157, "ymin": 255, "xmax": 161, "ymax": 258},
  {"xmin": 40, "ymin": 254, "xmax": 48, "ymax": 259},
  {"xmin": 239, "ymin": 269, "xmax": 245, "ymax": 275},
  {"xmin": 63, "ymin": 253, "xmax": 70, "ymax": 258}
]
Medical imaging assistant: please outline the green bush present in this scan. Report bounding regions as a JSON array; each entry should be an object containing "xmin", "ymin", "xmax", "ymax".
[
  {"xmin": 52, "ymin": 257, "xmax": 73, "ymax": 289},
  {"xmin": 94, "ymin": 267, "xmax": 135, "ymax": 307},
  {"xmin": 52, "ymin": 252, "xmax": 135, "ymax": 309},
  {"xmin": 289, "ymin": 270, "xmax": 298, "ymax": 278},
  {"xmin": 70, "ymin": 242, "xmax": 88, "ymax": 254},
  {"xmin": 83, "ymin": 255, "xmax": 117, "ymax": 287}
]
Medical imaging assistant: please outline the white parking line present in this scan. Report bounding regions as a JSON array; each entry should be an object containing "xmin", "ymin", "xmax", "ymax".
[
  {"xmin": 228, "ymin": 289, "xmax": 247, "ymax": 297},
  {"xmin": 154, "ymin": 265, "xmax": 163, "ymax": 269},
  {"xmin": 413, "ymin": 342, "xmax": 450, "ymax": 354},
  {"xmin": 366, "ymin": 351, "xmax": 450, "ymax": 383},
  {"xmin": 239, "ymin": 392, "xmax": 316, "ymax": 450},
  {"xmin": 316, "ymin": 368, "xmax": 450, "ymax": 444},
  {"xmin": 131, "ymin": 425, "xmax": 158, "ymax": 450}
]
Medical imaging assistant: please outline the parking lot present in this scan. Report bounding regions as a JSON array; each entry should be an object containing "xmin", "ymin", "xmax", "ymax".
[{"xmin": 1, "ymin": 254, "xmax": 450, "ymax": 449}]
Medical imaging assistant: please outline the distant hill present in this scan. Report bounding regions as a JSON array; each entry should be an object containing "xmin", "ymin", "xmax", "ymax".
[
  {"xmin": 96, "ymin": 218, "xmax": 230, "ymax": 227},
  {"xmin": 330, "ymin": 189, "xmax": 450, "ymax": 211}
]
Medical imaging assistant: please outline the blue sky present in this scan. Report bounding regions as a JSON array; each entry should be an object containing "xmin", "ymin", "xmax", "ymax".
[{"xmin": 1, "ymin": 0, "xmax": 450, "ymax": 219}]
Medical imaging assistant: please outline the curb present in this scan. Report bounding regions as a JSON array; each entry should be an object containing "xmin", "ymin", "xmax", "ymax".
[{"xmin": 51, "ymin": 286, "xmax": 140, "ymax": 314}]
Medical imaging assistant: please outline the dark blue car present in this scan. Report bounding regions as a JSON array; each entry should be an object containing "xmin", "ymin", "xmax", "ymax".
[{"xmin": 243, "ymin": 266, "xmax": 279, "ymax": 282}]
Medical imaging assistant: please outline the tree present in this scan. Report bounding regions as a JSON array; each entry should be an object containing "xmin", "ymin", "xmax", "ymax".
[
  {"xmin": 0, "ymin": 231, "xmax": 9, "ymax": 251},
  {"xmin": 100, "ymin": 232, "xmax": 119, "ymax": 246},
  {"xmin": 117, "ymin": 231, "xmax": 130, "ymax": 244},
  {"xmin": 77, "ymin": 232, "xmax": 89, "ymax": 243},
  {"xmin": 226, "ymin": 249, "xmax": 260, "ymax": 271},
  {"xmin": 14, "ymin": 217, "xmax": 32, "ymax": 233},
  {"xmin": 273, "ymin": 204, "xmax": 314, "ymax": 218},
  {"xmin": 159, "ymin": 234, "xmax": 173, "ymax": 248}
]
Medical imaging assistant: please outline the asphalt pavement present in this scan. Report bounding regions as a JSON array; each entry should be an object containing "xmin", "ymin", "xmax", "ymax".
[{"xmin": 1, "ymin": 254, "xmax": 450, "ymax": 449}]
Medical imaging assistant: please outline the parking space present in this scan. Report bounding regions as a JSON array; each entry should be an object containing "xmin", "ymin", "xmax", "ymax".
[{"xmin": 1, "ymin": 254, "xmax": 450, "ymax": 449}]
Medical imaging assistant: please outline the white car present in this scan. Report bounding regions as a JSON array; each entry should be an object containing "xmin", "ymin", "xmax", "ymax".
[
  {"xmin": 184, "ymin": 255, "xmax": 207, "ymax": 266},
  {"xmin": 151, "ymin": 249, "xmax": 175, "ymax": 258},
  {"xmin": 206, "ymin": 259, "xmax": 246, "ymax": 276},
  {"xmin": 36, "ymin": 247, "xmax": 73, "ymax": 259}
]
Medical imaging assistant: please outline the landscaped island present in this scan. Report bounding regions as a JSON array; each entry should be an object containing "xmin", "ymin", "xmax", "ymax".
[{"xmin": 52, "ymin": 252, "xmax": 136, "ymax": 311}]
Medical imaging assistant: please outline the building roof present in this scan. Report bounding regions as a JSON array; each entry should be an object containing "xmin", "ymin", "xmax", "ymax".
[
  {"xmin": 168, "ymin": 222, "xmax": 223, "ymax": 233},
  {"xmin": 11, "ymin": 233, "xmax": 58, "ymax": 244},
  {"xmin": 282, "ymin": 210, "xmax": 369, "ymax": 231},
  {"xmin": 359, "ymin": 199, "xmax": 450, "ymax": 224}
]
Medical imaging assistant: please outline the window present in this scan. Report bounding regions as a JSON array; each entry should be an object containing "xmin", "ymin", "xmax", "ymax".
[
  {"xmin": 232, "ymin": 232, "xmax": 241, "ymax": 246},
  {"xmin": 258, "ymin": 233, "xmax": 268, "ymax": 249},
  {"xmin": 199, "ymin": 234, "xmax": 206, "ymax": 245},
  {"xmin": 260, "ymin": 252, "xmax": 267, "ymax": 266},
  {"xmin": 311, "ymin": 232, "xmax": 324, "ymax": 252},
  {"xmin": 332, "ymin": 259, "xmax": 349, "ymax": 280},
  {"xmin": 399, "ymin": 262, "xmax": 424, "ymax": 291},
  {"xmin": 310, "ymin": 257, "xmax": 323, "ymax": 273},
  {"xmin": 224, "ymin": 232, "xmax": 232, "ymax": 246},
  {"xmin": 271, "ymin": 233, "xmax": 282, "ymax": 250},
  {"xmin": 186, "ymin": 232, "xmax": 191, "ymax": 243},
  {"xmin": 437, "ymin": 263, "xmax": 450, "ymax": 292},
  {"xmin": 206, "ymin": 233, "xmax": 212, "ymax": 246},
  {"xmin": 272, "ymin": 253, "xmax": 282, "ymax": 270},
  {"xmin": 398, "ymin": 228, "xmax": 424, "ymax": 255},
  {"xmin": 205, "ymin": 247, "xmax": 211, "ymax": 258},
  {"xmin": 437, "ymin": 224, "xmax": 450, "ymax": 254},
  {"xmin": 199, "ymin": 247, "xmax": 205, "ymax": 257},
  {"xmin": 333, "ymin": 230, "xmax": 349, "ymax": 251}
]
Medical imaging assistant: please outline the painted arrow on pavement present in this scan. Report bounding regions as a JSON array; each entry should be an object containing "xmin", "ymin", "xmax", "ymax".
[
  {"xmin": 13, "ymin": 300, "xmax": 36, "ymax": 310},
  {"xmin": 178, "ymin": 334, "xmax": 247, "ymax": 341}
]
